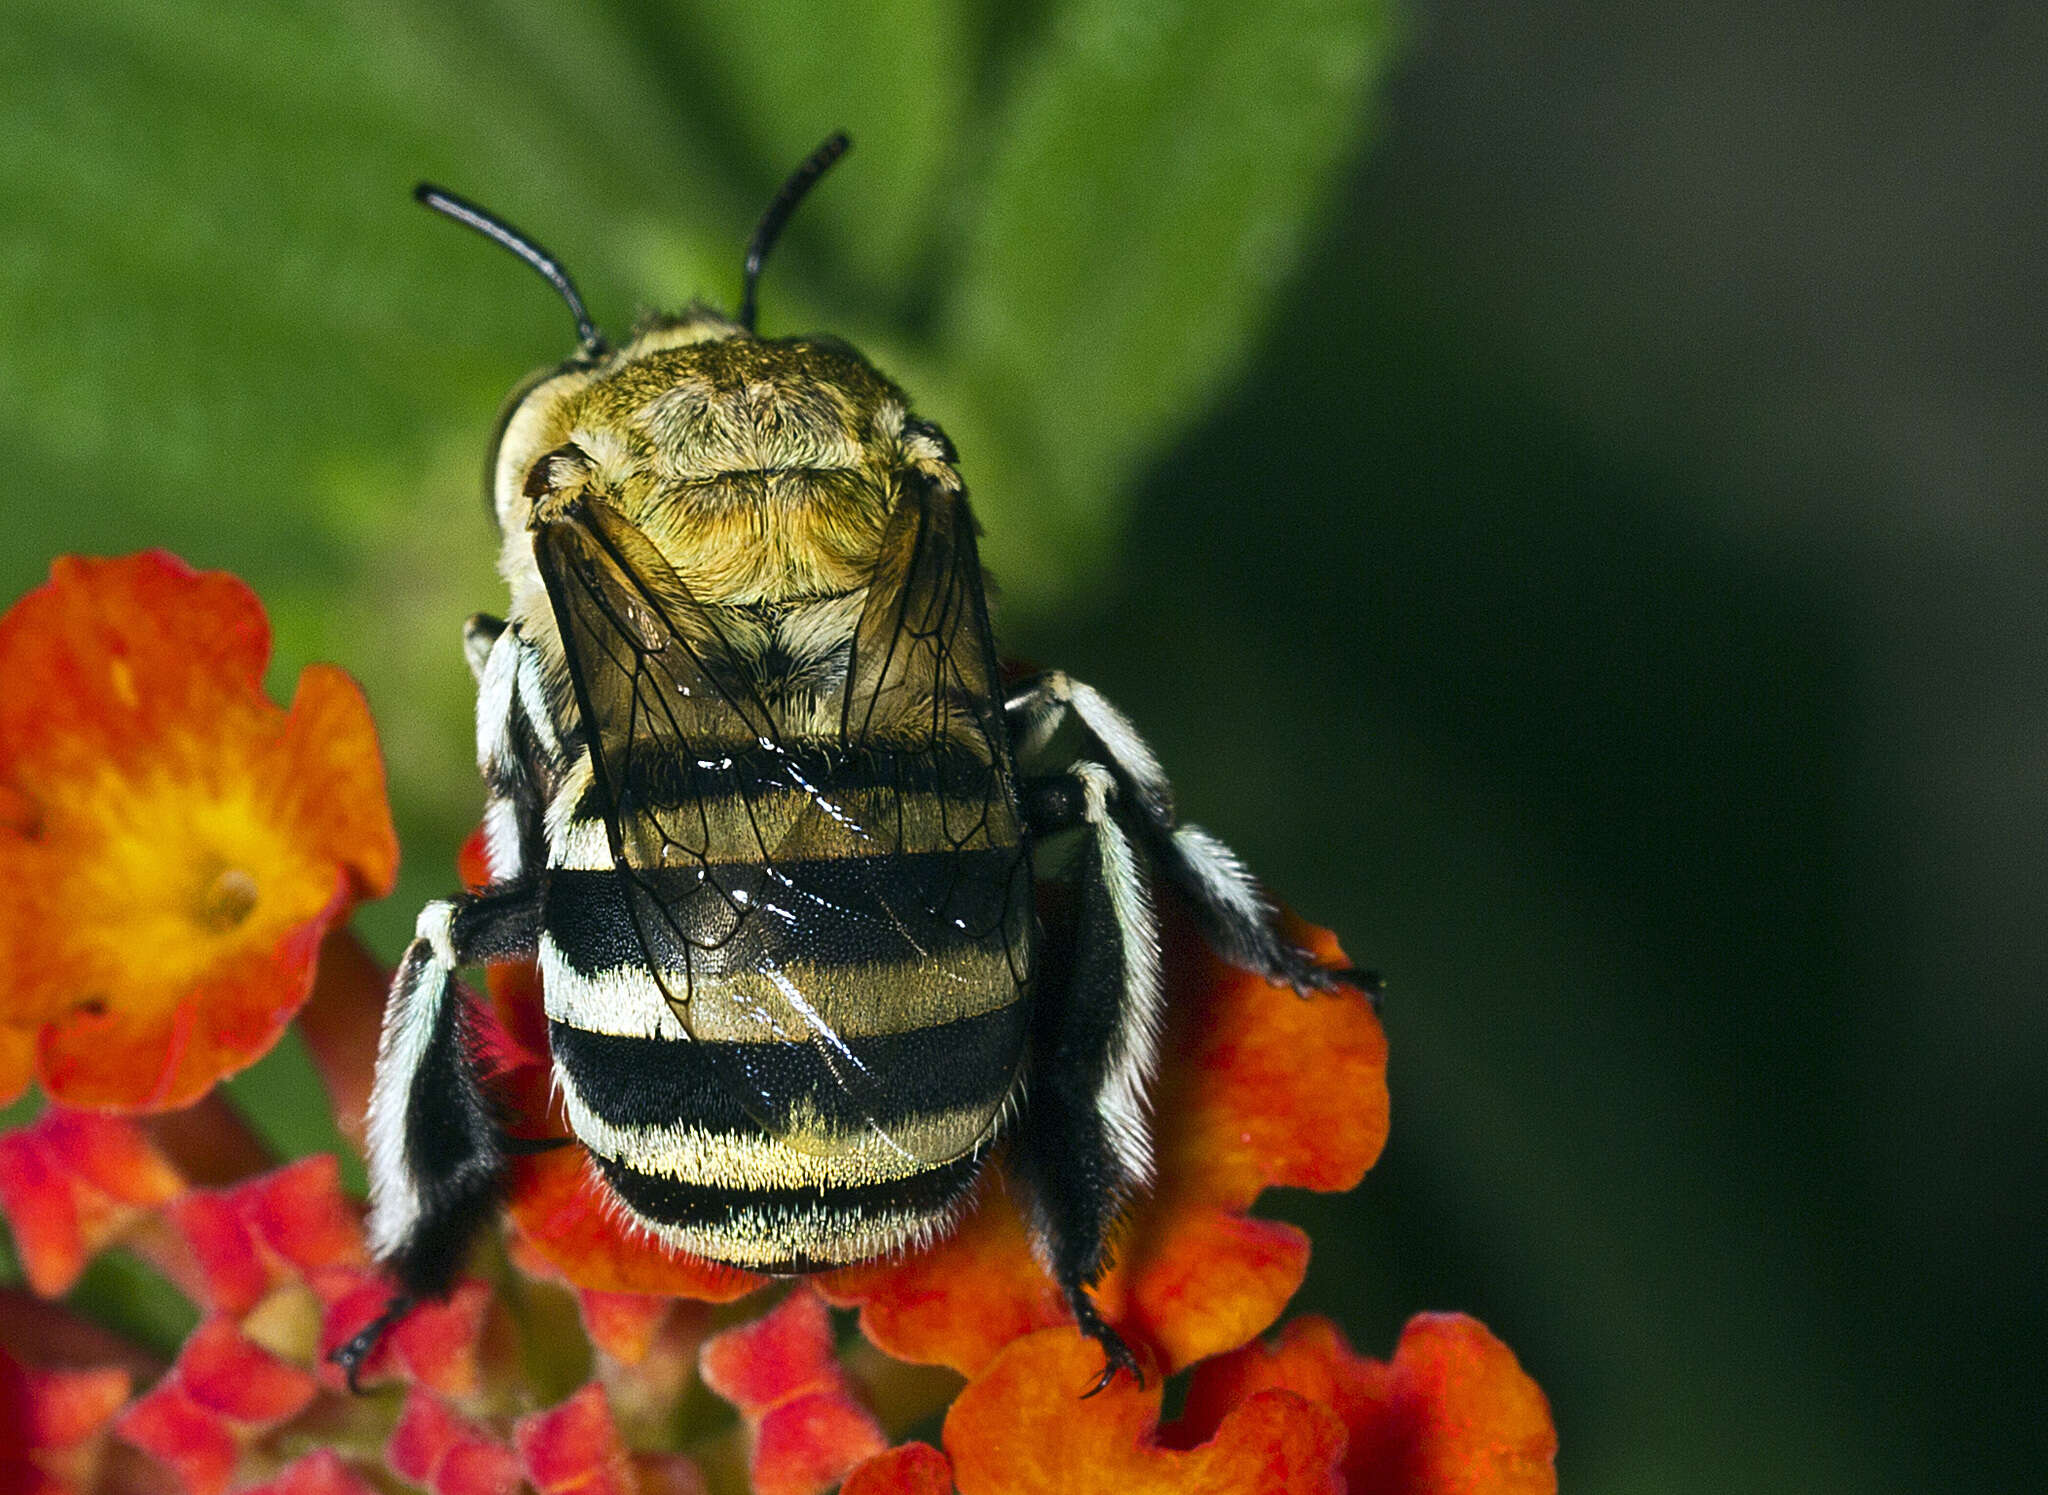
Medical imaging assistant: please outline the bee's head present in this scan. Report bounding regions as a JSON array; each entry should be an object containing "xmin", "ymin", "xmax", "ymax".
[
  {"xmin": 488, "ymin": 320, "xmax": 955, "ymax": 615},
  {"xmin": 418, "ymin": 134, "xmax": 960, "ymax": 625}
]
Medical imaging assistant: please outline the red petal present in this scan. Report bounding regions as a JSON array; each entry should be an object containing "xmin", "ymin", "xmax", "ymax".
[
  {"xmin": 21, "ymin": 1364, "xmax": 131, "ymax": 1448},
  {"xmin": 1179, "ymin": 1314, "xmax": 1558, "ymax": 1495},
  {"xmin": 240, "ymin": 1449, "xmax": 383, "ymax": 1495},
  {"xmin": 171, "ymin": 1156, "xmax": 365, "ymax": 1317},
  {"xmin": 316, "ymin": 1274, "xmax": 491, "ymax": 1398},
  {"xmin": 942, "ymin": 1328, "xmax": 1345, "ymax": 1495},
  {"xmin": 698, "ymin": 1289, "xmax": 842, "ymax": 1416},
  {"xmin": 390, "ymin": 1389, "xmax": 522, "ymax": 1495},
  {"xmin": 841, "ymin": 1443, "xmax": 954, "ymax": 1495},
  {"xmin": 0, "ymin": 1346, "xmax": 133, "ymax": 1495},
  {"xmin": 574, "ymin": 1291, "xmax": 707, "ymax": 1369},
  {"xmin": 173, "ymin": 1318, "xmax": 319, "ymax": 1425},
  {"xmin": 0, "ymin": 1110, "xmax": 183, "ymax": 1296},
  {"xmin": 515, "ymin": 1384, "xmax": 636, "ymax": 1495},
  {"xmin": 753, "ymin": 1391, "xmax": 889, "ymax": 1495},
  {"xmin": 700, "ymin": 1291, "xmax": 885, "ymax": 1495},
  {"xmin": 117, "ymin": 1319, "xmax": 317, "ymax": 1495},
  {"xmin": 117, "ymin": 1383, "xmax": 240, "ymax": 1495}
]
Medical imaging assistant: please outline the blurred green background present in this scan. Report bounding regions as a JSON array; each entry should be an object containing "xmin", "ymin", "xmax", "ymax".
[{"xmin": 3, "ymin": 2, "xmax": 2041, "ymax": 1491}]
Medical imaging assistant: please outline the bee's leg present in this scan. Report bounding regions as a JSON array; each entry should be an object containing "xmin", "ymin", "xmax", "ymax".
[
  {"xmin": 1008, "ymin": 672, "xmax": 1377, "ymax": 1005},
  {"xmin": 462, "ymin": 612, "xmax": 505, "ymax": 682},
  {"xmin": 1016, "ymin": 763, "xmax": 1158, "ymax": 1395},
  {"xmin": 343, "ymin": 879, "xmax": 541, "ymax": 1392},
  {"xmin": 474, "ymin": 619, "xmax": 565, "ymax": 882}
]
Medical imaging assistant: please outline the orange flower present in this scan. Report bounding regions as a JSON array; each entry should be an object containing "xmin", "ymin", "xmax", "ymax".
[
  {"xmin": 816, "ymin": 905, "xmax": 1388, "ymax": 1379},
  {"xmin": 1177, "ymin": 1313, "xmax": 1559, "ymax": 1495},
  {"xmin": 0, "ymin": 554, "xmax": 1553, "ymax": 1491},
  {"xmin": 0, "ymin": 552, "xmax": 397, "ymax": 1110},
  {"xmin": 923, "ymin": 1327, "xmax": 1348, "ymax": 1495}
]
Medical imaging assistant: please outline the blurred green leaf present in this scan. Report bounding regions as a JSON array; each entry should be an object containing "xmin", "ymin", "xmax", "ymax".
[
  {"xmin": 937, "ymin": 0, "xmax": 1400, "ymax": 598},
  {"xmin": 611, "ymin": 0, "xmax": 975, "ymax": 303}
]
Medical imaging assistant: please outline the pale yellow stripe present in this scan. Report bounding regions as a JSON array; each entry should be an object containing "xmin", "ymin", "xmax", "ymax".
[
  {"xmin": 564, "ymin": 1085, "xmax": 1007, "ymax": 1190},
  {"xmin": 538, "ymin": 934, "xmax": 1024, "ymax": 1042}
]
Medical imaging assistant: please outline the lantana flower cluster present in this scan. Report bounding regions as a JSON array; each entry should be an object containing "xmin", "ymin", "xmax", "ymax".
[{"xmin": 0, "ymin": 553, "xmax": 1557, "ymax": 1494}]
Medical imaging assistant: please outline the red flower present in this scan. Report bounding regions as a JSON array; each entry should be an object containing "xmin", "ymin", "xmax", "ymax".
[
  {"xmin": 115, "ymin": 1319, "xmax": 320, "ymax": 1495},
  {"xmin": 0, "ymin": 553, "xmax": 397, "ymax": 1110},
  {"xmin": 0, "ymin": 1347, "xmax": 133, "ymax": 1495},
  {"xmin": 0, "ymin": 1110, "xmax": 185, "ymax": 1297}
]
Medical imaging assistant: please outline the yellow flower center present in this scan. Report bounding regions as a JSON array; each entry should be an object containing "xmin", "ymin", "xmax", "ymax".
[{"xmin": 42, "ymin": 754, "xmax": 336, "ymax": 1020}]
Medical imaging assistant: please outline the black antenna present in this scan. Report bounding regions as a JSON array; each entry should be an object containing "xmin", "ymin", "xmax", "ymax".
[
  {"xmin": 739, "ymin": 131, "xmax": 851, "ymax": 333},
  {"xmin": 414, "ymin": 183, "xmax": 607, "ymax": 356}
]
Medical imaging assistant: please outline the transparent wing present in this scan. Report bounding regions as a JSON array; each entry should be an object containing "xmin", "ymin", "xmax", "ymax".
[
  {"xmin": 759, "ymin": 473, "xmax": 1034, "ymax": 1165},
  {"xmin": 533, "ymin": 496, "xmax": 1025, "ymax": 1165}
]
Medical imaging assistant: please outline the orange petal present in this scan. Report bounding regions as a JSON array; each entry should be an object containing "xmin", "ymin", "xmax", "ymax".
[
  {"xmin": 504, "ymin": 1145, "xmax": 766, "ymax": 1301},
  {"xmin": 825, "ymin": 905, "xmax": 1386, "ymax": 1378},
  {"xmin": 1154, "ymin": 911, "xmax": 1388, "ymax": 1207},
  {"xmin": 0, "ymin": 1023, "xmax": 34, "ymax": 1109},
  {"xmin": 33, "ymin": 881, "xmax": 349, "ymax": 1112},
  {"xmin": 271, "ymin": 664, "xmax": 398, "ymax": 903},
  {"xmin": 0, "ymin": 554, "xmax": 268, "ymax": 779},
  {"xmin": 0, "ymin": 1110, "xmax": 184, "ymax": 1296},
  {"xmin": 1178, "ymin": 1314, "xmax": 1558, "ymax": 1495},
  {"xmin": 942, "ymin": 1328, "xmax": 1345, "ymax": 1495},
  {"xmin": 841, "ymin": 1443, "xmax": 954, "ymax": 1495},
  {"xmin": 0, "ymin": 552, "xmax": 398, "ymax": 1112},
  {"xmin": 817, "ymin": 1183, "xmax": 1065, "ymax": 1376},
  {"xmin": 1105, "ymin": 1206, "xmax": 1309, "ymax": 1374}
]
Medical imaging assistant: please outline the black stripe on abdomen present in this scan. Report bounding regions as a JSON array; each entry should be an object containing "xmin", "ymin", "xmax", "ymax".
[
  {"xmin": 543, "ymin": 846, "xmax": 1025, "ymax": 977},
  {"xmin": 549, "ymin": 1004, "xmax": 1026, "ymax": 1136},
  {"xmin": 592, "ymin": 1149, "xmax": 982, "ymax": 1245}
]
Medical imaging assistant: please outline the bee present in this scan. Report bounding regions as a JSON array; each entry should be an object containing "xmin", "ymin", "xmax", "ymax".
[{"xmin": 342, "ymin": 134, "xmax": 1369, "ymax": 1393}]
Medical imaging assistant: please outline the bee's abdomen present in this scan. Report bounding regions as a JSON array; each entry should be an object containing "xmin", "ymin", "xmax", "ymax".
[
  {"xmin": 548, "ymin": 1010, "xmax": 1021, "ymax": 1268},
  {"xmin": 536, "ymin": 742, "xmax": 1033, "ymax": 1265}
]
